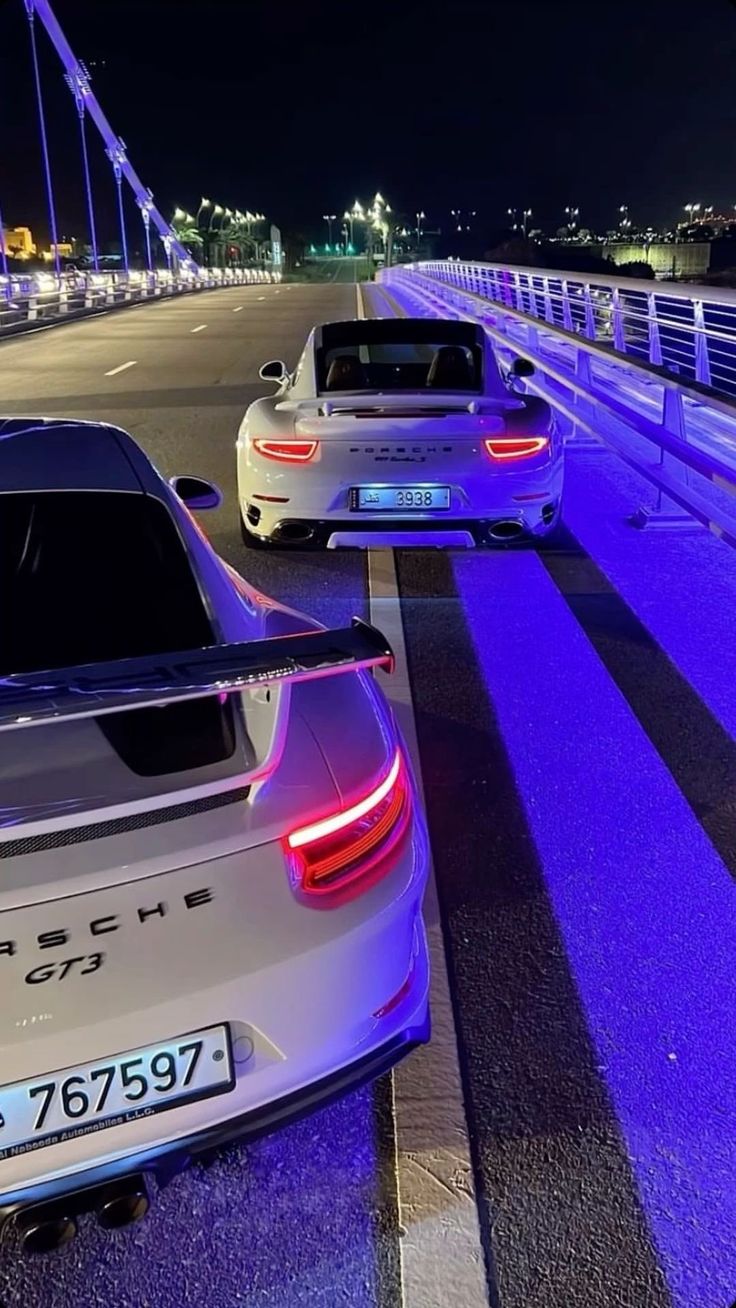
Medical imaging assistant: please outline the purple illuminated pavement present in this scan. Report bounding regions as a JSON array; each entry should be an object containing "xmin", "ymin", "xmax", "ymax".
[{"xmin": 0, "ymin": 281, "xmax": 734, "ymax": 1306}]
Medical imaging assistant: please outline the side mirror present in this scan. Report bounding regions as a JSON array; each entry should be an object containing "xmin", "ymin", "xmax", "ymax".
[
  {"xmin": 259, "ymin": 359, "xmax": 288, "ymax": 383},
  {"xmin": 169, "ymin": 475, "xmax": 222, "ymax": 511},
  {"xmin": 510, "ymin": 357, "xmax": 535, "ymax": 378}
]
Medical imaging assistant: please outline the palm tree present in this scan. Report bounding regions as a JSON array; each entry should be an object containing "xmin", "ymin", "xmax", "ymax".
[{"xmin": 171, "ymin": 210, "xmax": 204, "ymax": 262}]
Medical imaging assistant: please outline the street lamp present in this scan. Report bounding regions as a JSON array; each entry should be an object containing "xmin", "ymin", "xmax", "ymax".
[
  {"xmin": 342, "ymin": 201, "xmax": 365, "ymax": 249},
  {"xmin": 323, "ymin": 213, "xmax": 337, "ymax": 245},
  {"xmin": 619, "ymin": 204, "xmax": 633, "ymax": 232},
  {"xmin": 416, "ymin": 210, "xmax": 426, "ymax": 241},
  {"xmin": 564, "ymin": 205, "xmax": 579, "ymax": 231},
  {"xmin": 522, "ymin": 208, "xmax": 532, "ymax": 237},
  {"xmin": 196, "ymin": 197, "xmax": 211, "ymax": 226}
]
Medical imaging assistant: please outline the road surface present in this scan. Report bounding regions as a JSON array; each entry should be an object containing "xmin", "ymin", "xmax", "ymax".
[{"xmin": 0, "ymin": 282, "xmax": 735, "ymax": 1308}]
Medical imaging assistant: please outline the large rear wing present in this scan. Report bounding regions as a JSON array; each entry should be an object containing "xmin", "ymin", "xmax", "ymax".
[{"xmin": 0, "ymin": 618, "xmax": 393, "ymax": 733}]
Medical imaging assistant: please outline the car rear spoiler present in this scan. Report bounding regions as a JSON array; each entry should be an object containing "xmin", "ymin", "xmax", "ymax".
[{"xmin": 0, "ymin": 618, "xmax": 393, "ymax": 733}]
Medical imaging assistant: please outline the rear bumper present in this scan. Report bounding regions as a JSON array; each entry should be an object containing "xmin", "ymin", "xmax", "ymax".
[
  {"xmin": 0, "ymin": 1010, "xmax": 429, "ymax": 1231},
  {"xmin": 243, "ymin": 508, "xmax": 560, "ymax": 548}
]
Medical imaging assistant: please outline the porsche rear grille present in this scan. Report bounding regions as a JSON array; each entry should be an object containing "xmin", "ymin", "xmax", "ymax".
[{"xmin": 0, "ymin": 787, "xmax": 250, "ymax": 859}]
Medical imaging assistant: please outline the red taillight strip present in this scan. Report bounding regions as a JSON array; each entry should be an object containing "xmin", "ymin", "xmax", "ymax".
[
  {"xmin": 288, "ymin": 750, "xmax": 402, "ymax": 849},
  {"xmin": 253, "ymin": 439, "xmax": 318, "ymax": 462},
  {"xmin": 484, "ymin": 436, "xmax": 550, "ymax": 460}
]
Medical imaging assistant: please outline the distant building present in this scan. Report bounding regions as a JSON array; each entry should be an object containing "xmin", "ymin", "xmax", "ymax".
[
  {"xmin": 1, "ymin": 226, "xmax": 36, "ymax": 258},
  {"xmin": 603, "ymin": 241, "xmax": 710, "ymax": 280},
  {"xmin": 42, "ymin": 239, "xmax": 77, "ymax": 261},
  {"xmin": 560, "ymin": 237, "xmax": 711, "ymax": 280}
]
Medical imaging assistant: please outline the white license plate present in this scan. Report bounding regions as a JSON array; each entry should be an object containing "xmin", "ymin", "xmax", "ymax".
[
  {"xmin": 0, "ymin": 1024, "xmax": 233, "ymax": 1160},
  {"xmin": 353, "ymin": 485, "xmax": 451, "ymax": 511}
]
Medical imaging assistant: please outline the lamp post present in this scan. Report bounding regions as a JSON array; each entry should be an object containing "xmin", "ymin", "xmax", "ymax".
[
  {"xmin": 522, "ymin": 207, "xmax": 532, "ymax": 237},
  {"xmin": 207, "ymin": 204, "xmax": 224, "ymax": 269},
  {"xmin": 564, "ymin": 205, "xmax": 579, "ymax": 234},
  {"xmin": 619, "ymin": 204, "xmax": 634, "ymax": 236},
  {"xmin": 196, "ymin": 197, "xmax": 211, "ymax": 225},
  {"xmin": 416, "ymin": 210, "xmax": 426, "ymax": 242},
  {"xmin": 323, "ymin": 213, "xmax": 336, "ymax": 246}
]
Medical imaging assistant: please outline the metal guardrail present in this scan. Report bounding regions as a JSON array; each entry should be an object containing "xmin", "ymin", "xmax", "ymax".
[
  {"xmin": 377, "ymin": 262, "xmax": 736, "ymax": 548},
  {"xmin": 0, "ymin": 266, "xmax": 280, "ymax": 336},
  {"xmin": 401, "ymin": 258, "xmax": 736, "ymax": 398}
]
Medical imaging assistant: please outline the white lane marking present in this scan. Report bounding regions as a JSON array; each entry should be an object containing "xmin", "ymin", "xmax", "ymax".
[
  {"xmin": 367, "ymin": 550, "xmax": 489, "ymax": 1308},
  {"xmin": 190, "ymin": 324, "xmax": 208, "ymax": 334},
  {"xmin": 257, "ymin": 295, "xmax": 266, "ymax": 301},
  {"xmin": 361, "ymin": 277, "xmax": 487, "ymax": 1307},
  {"xmin": 104, "ymin": 359, "xmax": 137, "ymax": 377},
  {"xmin": 233, "ymin": 306, "xmax": 243, "ymax": 313}
]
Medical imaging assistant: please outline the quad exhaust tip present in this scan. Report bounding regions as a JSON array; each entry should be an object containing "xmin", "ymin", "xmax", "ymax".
[
  {"xmin": 96, "ymin": 1180, "xmax": 150, "ymax": 1230},
  {"xmin": 18, "ymin": 1213, "xmax": 77, "ymax": 1255},
  {"xmin": 13, "ymin": 1173, "xmax": 150, "ymax": 1253}
]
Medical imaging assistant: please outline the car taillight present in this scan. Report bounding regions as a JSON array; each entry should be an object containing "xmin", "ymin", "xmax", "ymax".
[
  {"xmin": 483, "ymin": 436, "xmax": 550, "ymax": 461},
  {"xmin": 253, "ymin": 439, "xmax": 318, "ymax": 462},
  {"xmin": 284, "ymin": 749, "xmax": 411, "ymax": 900}
]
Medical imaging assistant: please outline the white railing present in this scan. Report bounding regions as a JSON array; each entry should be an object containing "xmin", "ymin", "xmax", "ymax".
[
  {"xmin": 0, "ymin": 266, "xmax": 280, "ymax": 336},
  {"xmin": 396, "ymin": 259, "xmax": 736, "ymax": 397},
  {"xmin": 377, "ymin": 261, "xmax": 736, "ymax": 548}
]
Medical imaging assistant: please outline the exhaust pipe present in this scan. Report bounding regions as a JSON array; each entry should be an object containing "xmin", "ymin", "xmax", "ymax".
[
  {"xmin": 487, "ymin": 520, "xmax": 525, "ymax": 541},
  {"xmin": 95, "ymin": 1175, "xmax": 150, "ymax": 1230},
  {"xmin": 274, "ymin": 520, "xmax": 315, "ymax": 543},
  {"xmin": 16, "ymin": 1211, "xmax": 77, "ymax": 1255}
]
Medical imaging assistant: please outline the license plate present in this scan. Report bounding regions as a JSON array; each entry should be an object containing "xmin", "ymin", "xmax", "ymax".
[
  {"xmin": 0, "ymin": 1024, "xmax": 233, "ymax": 1160},
  {"xmin": 352, "ymin": 485, "xmax": 451, "ymax": 511}
]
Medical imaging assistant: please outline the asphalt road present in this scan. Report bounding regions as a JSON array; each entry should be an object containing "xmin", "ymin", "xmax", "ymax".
[{"xmin": 0, "ymin": 282, "xmax": 735, "ymax": 1308}]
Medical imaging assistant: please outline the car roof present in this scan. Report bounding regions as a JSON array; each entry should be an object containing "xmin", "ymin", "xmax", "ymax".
[{"xmin": 0, "ymin": 418, "xmax": 161, "ymax": 495}]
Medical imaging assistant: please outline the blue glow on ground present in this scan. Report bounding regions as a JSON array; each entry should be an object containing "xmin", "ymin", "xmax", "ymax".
[
  {"xmin": 564, "ymin": 446, "xmax": 736, "ymax": 738},
  {"xmin": 454, "ymin": 549, "xmax": 736, "ymax": 1308},
  {"xmin": 0, "ymin": 1087, "xmax": 386, "ymax": 1306}
]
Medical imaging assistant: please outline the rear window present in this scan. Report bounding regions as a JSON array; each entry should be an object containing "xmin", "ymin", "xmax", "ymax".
[
  {"xmin": 316, "ymin": 320, "xmax": 484, "ymax": 393},
  {"xmin": 0, "ymin": 491, "xmax": 213, "ymax": 676},
  {"xmin": 0, "ymin": 492, "xmax": 235, "ymax": 776}
]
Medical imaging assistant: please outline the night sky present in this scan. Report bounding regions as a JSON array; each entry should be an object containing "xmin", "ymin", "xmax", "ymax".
[{"xmin": 2, "ymin": 0, "xmax": 736, "ymax": 246}]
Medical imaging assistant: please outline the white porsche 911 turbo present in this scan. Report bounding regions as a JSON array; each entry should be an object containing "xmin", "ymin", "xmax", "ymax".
[
  {"xmin": 237, "ymin": 316, "xmax": 563, "ymax": 548},
  {"xmin": 0, "ymin": 418, "xmax": 429, "ymax": 1252}
]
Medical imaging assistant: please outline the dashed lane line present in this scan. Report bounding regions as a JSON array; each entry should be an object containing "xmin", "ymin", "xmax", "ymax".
[
  {"xmin": 357, "ymin": 282, "xmax": 488, "ymax": 1308},
  {"xmin": 367, "ymin": 550, "xmax": 490, "ymax": 1308},
  {"xmin": 233, "ymin": 306, "xmax": 243, "ymax": 313},
  {"xmin": 104, "ymin": 360, "xmax": 137, "ymax": 376},
  {"xmin": 190, "ymin": 324, "xmax": 208, "ymax": 334}
]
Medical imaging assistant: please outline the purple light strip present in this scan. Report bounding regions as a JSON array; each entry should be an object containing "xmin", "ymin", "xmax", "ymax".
[
  {"xmin": 453, "ymin": 548, "xmax": 736, "ymax": 1308},
  {"xmin": 564, "ymin": 451, "xmax": 736, "ymax": 740}
]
